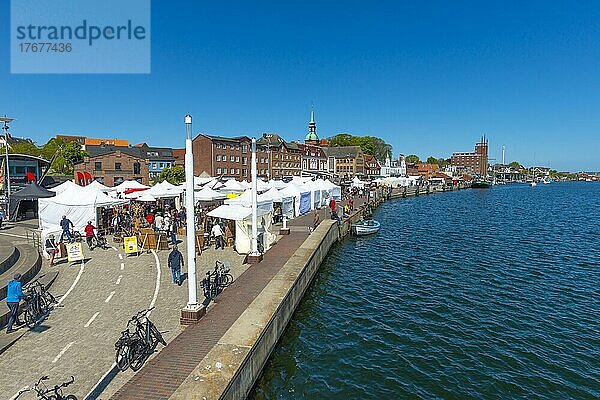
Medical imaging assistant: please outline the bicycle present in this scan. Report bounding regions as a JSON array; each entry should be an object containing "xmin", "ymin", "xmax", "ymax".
[
  {"xmin": 60, "ymin": 229, "xmax": 82, "ymax": 243},
  {"xmin": 200, "ymin": 261, "xmax": 233, "ymax": 301},
  {"xmin": 115, "ymin": 307, "xmax": 166, "ymax": 372},
  {"xmin": 16, "ymin": 375, "xmax": 77, "ymax": 400},
  {"xmin": 28, "ymin": 279, "xmax": 57, "ymax": 306},
  {"xmin": 90, "ymin": 232, "xmax": 109, "ymax": 250},
  {"xmin": 22, "ymin": 281, "xmax": 53, "ymax": 328}
]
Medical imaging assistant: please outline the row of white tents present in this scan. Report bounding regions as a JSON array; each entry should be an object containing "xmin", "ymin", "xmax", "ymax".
[{"xmin": 39, "ymin": 176, "xmax": 342, "ymax": 255}]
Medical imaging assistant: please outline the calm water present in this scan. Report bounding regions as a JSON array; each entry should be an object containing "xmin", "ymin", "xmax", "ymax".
[{"xmin": 250, "ymin": 182, "xmax": 600, "ymax": 399}]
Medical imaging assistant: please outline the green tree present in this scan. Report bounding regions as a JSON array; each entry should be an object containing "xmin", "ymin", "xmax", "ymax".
[
  {"xmin": 329, "ymin": 133, "xmax": 392, "ymax": 161},
  {"xmin": 41, "ymin": 139, "xmax": 87, "ymax": 175},
  {"xmin": 426, "ymin": 156, "xmax": 437, "ymax": 164},
  {"xmin": 405, "ymin": 154, "xmax": 420, "ymax": 164},
  {"xmin": 158, "ymin": 165, "xmax": 185, "ymax": 185},
  {"xmin": 508, "ymin": 161, "xmax": 521, "ymax": 168},
  {"xmin": 8, "ymin": 140, "xmax": 41, "ymax": 156}
]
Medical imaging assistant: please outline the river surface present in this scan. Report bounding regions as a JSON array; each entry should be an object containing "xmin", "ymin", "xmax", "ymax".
[{"xmin": 250, "ymin": 182, "xmax": 600, "ymax": 399}]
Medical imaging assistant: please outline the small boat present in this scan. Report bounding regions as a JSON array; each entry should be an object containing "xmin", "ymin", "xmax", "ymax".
[
  {"xmin": 472, "ymin": 179, "xmax": 491, "ymax": 188},
  {"xmin": 530, "ymin": 181, "xmax": 537, "ymax": 187},
  {"xmin": 353, "ymin": 219, "xmax": 380, "ymax": 236}
]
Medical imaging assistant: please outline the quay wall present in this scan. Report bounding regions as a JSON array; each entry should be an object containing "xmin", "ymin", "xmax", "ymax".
[{"xmin": 170, "ymin": 185, "xmax": 467, "ymax": 400}]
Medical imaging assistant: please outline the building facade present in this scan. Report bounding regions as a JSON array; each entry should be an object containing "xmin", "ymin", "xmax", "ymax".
[
  {"xmin": 74, "ymin": 149, "xmax": 149, "ymax": 186},
  {"xmin": 451, "ymin": 136, "xmax": 489, "ymax": 176},
  {"xmin": 326, "ymin": 146, "xmax": 365, "ymax": 179},
  {"xmin": 134, "ymin": 143, "xmax": 175, "ymax": 180},
  {"xmin": 257, "ymin": 133, "xmax": 301, "ymax": 179},
  {"xmin": 298, "ymin": 143, "xmax": 328, "ymax": 177},
  {"xmin": 364, "ymin": 154, "xmax": 381, "ymax": 177}
]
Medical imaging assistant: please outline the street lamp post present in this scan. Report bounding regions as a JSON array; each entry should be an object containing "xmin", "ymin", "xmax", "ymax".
[
  {"xmin": 248, "ymin": 138, "xmax": 263, "ymax": 263},
  {"xmin": 180, "ymin": 114, "xmax": 204, "ymax": 324}
]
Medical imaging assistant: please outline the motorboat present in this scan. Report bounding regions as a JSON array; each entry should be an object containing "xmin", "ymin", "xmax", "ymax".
[{"xmin": 353, "ymin": 219, "xmax": 381, "ymax": 236}]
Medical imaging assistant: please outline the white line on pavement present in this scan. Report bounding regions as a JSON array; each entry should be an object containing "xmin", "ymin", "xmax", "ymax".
[
  {"xmin": 104, "ymin": 291, "xmax": 116, "ymax": 303},
  {"xmin": 84, "ymin": 312, "xmax": 100, "ymax": 328},
  {"xmin": 9, "ymin": 386, "xmax": 29, "ymax": 400},
  {"xmin": 0, "ymin": 232, "xmax": 28, "ymax": 239},
  {"xmin": 52, "ymin": 341, "xmax": 75, "ymax": 363},
  {"xmin": 57, "ymin": 259, "xmax": 85, "ymax": 306},
  {"xmin": 115, "ymin": 275, "xmax": 122, "ymax": 285},
  {"xmin": 148, "ymin": 250, "xmax": 161, "ymax": 317},
  {"xmin": 118, "ymin": 254, "xmax": 123, "ymax": 260},
  {"xmin": 111, "ymin": 246, "xmax": 118, "ymax": 251},
  {"xmin": 120, "ymin": 262, "xmax": 124, "ymax": 270}
]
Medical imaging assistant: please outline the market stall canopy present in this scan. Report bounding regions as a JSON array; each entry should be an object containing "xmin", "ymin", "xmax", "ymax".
[
  {"xmin": 87, "ymin": 180, "xmax": 111, "ymax": 192},
  {"xmin": 195, "ymin": 186, "xmax": 227, "ymax": 202},
  {"xmin": 49, "ymin": 180, "xmax": 77, "ymax": 195},
  {"xmin": 220, "ymin": 179, "xmax": 246, "ymax": 193},
  {"xmin": 146, "ymin": 180, "xmax": 184, "ymax": 198},
  {"xmin": 267, "ymin": 179, "xmax": 287, "ymax": 190},
  {"xmin": 114, "ymin": 180, "xmax": 150, "ymax": 193},
  {"xmin": 261, "ymin": 187, "xmax": 286, "ymax": 203},
  {"xmin": 11, "ymin": 182, "xmax": 56, "ymax": 200},
  {"xmin": 207, "ymin": 203, "xmax": 271, "ymax": 221},
  {"xmin": 194, "ymin": 176, "xmax": 217, "ymax": 187},
  {"xmin": 38, "ymin": 184, "xmax": 128, "ymax": 234},
  {"xmin": 136, "ymin": 193, "xmax": 157, "ymax": 202}
]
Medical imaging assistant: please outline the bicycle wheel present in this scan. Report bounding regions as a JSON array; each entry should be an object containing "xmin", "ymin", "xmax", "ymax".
[
  {"xmin": 37, "ymin": 295, "xmax": 49, "ymax": 315},
  {"xmin": 222, "ymin": 273, "xmax": 234, "ymax": 287},
  {"xmin": 73, "ymin": 231, "xmax": 82, "ymax": 242},
  {"xmin": 149, "ymin": 322, "xmax": 166, "ymax": 346},
  {"xmin": 65, "ymin": 395, "xmax": 78, "ymax": 400},
  {"xmin": 24, "ymin": 306, "xmax": 37, "ymax": 328},
  {"xmin": 129, "ymin": 342, "xmax": 148, "ymax": 371},
  {"xmin": 115, "ymin": 342, "xmax": 131, "ymax": 371}
]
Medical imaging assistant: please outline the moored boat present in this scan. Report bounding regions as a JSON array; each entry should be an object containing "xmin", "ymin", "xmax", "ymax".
[
  {"xmin": 472, "ymin": 179, "xmax": 491, "ymax": 188},
  {"xmin": 353, "ymin": 219, "xmax": 381, "ymax": 236}
]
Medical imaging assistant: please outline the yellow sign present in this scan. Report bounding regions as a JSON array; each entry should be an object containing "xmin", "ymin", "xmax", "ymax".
[
  {"xmin": 66, "ymin": 242, "xmax": 84, "ymax": 262},
  {"xmin": 123, "ymin": 236, "xmax": 138, "ymax": 254}
]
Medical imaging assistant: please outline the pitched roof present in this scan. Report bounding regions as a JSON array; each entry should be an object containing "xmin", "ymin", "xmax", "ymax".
[
  {"xmin": 325, "ymin": 146, "xmax": 363, "ymax": 158},
  {"xmin": 85, "ymin": 145, "xmax": 147, "ymax": 160}
]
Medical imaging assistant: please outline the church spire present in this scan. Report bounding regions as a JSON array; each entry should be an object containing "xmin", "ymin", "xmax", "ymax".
[{"xmin": 305, "ymin": 105, "xmax": 318, "ymax": 144}]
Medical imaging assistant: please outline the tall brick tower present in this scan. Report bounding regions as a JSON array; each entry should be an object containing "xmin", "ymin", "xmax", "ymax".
[{"xmin": 475, "ymin": 135, "xmax": 489, "ymax": 176}]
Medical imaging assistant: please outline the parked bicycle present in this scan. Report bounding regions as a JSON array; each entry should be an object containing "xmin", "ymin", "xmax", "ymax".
[
  {"xmin": 22, "ymin": 280, "xmax": 55, "ymax": 328},
  {"xmin": 16, "ymin": 375, "xmax": 77, "ymax": 400},
  {"xmin": 115, "ymin": 307, "xmax": 166, "ymax": 372},
  {"xmin": 200, "ymin": 261, "xmax": 233, "ymax": 301},
  {"xmin": 90, "ymin": 232, "xmax": 109, "ymax": 250}
]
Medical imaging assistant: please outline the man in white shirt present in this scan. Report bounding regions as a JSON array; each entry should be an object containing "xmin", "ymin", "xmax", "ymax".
[
  {"xmin": 211, "ymin": 222, "xmax": 224, "ymax": 250},
  {"xmin": 154, "ymin": 213, "xmax": 164, "ymax": 232}
]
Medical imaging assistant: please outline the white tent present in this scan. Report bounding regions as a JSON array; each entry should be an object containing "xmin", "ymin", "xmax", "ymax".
[
  {"xmin": 252, "ymin": 179, "xmax": 270, "ymax": 193},
  {"xmin": 114, "ymin": 180, "xmax": 149, "ymax": 193},
  {"xmin": 286, "ymin": 183, "xmax": 311, "ymax": 216},
  {"xmin": 220, "ymin": 179, "xmax": 246, "ymax": 194},
  {"xmin": 351, "ymin": 176, "xmax": 366, "ymax": 189},
  {"xmin": 195, "ymin": 186, "xmax": 227, "ymax": 202},
  {"xmin": 267, "ymin": 179, "xmax": 287, "ymax": 190},
  {"xmin": 208, "ymin": 204, "xmax": 276, "ymax": 254},
  {"xmin": 39, "ymin": 185, "xmax": 127, "ymax": 236},
  {"xmin": 147, "ymin": 181, "xmax": 183, "ymax": 198},
  {"xmin": 322, "ymin": 179, "xmax": 342, "ymax": 199},
  {"xmin": 194, "ymin": 176, "xmax": 217, "ymax": 188},
  {"xmin": 87, "ymin": 180, "xmax": 112, "ymax": 192},
  {"xmin": 49, "ymin": 180, "xmax": 77, "ymax": 195},
  {"xmin": 136, "ymin": 193, "xmax": 157, "ymax": 202},
  {"xmin": 224, "ymin": 189, "xmax": 274, "ymax": 214}
]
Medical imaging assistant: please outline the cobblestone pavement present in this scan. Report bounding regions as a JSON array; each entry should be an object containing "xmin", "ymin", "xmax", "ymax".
[{"xmin": 0, "ymin": 223, "xmax": 246, "ymax": 400}]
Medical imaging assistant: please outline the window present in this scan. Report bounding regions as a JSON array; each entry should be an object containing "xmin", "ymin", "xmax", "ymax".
[
  {"xmin": 152, "ymin": 163, "xmax": 157, "ymax": 169},
  {"xmin": 133, "ymin": 162, "xmax": 141, "ymax": 174},
  {"xmin": 115, "ymin": 162, "xmax": 122, "ymax": 171},
  {"xmin": 230, "ymin": 155, "xmax": 234, "ymax": 161},
  {"xmin": 235, "ymin": 156, "xmax": 240, "ymax": 162},
  {"xmin": 216, "ymin": 155, "xmax": 221, "ymax": 161},
  {"xmin": 217, "ymin": 168, "xmax": 222, "ymax": 174},
  {"xmin": 159, "ymin": 163, "xmax": 164, "ymax": 168},
  {"xmin": 230, "ymin": 168, "xmax": 235, "ymax": 174},
  {"xmin": 216, "ymin": 143, "xmax": 220, "ymax": 149},
  {"xmin": 242, "ymin": 169, "xmax": 247, "ymax": 176},
  {"xmin": 242, "ymin": 145, "xmax": 248, "ymax": 153},
  {"xmin": 242, "ymin": 156, "xmax": 247, "ymax": 165},
  {"xmin": 230, "ymin": 144, "xmax": 234, "ymax": 150},
  {"xmin": 236, "ymin": 168, "xmax": 240, "ymax": 174},
  {"xmin": 114, "ymin": 177, "xmax": 124, "ymax": 185},
  {"xmin": 94, "ymin": 162, "xmax": 102, "ymax": 171}
]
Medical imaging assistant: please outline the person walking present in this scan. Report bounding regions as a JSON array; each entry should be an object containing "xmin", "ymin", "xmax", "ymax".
[
  {"xmin": 154, "ymin": 212, "xmax": 164, "ymax": 233},
  {"xmin": 349, "ymin": 197, "xmax": 354, "ymax": 211},
  {"xmin": 168, "ymin": 244, "xmax": 184, "ymax": 286},
  {"xmin": 6, "ymin": 273, "xmax": 25, "ymax": 333},
  {"xmin": 211, "ymin": 221, "xmax": 224, "ymax": 250},
  {"xmin": 84, "ymin": 221, "xmax": 96, "ymax": 251},
  {"xmin": 45, "ymin": 234, "xmax": 58, "ymax": 267},
  {"xmin": 59, "ymin": 215, "xmax": 74, "ymax": 243}
]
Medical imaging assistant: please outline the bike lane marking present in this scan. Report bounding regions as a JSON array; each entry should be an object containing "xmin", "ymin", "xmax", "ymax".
[
  {"xmin": 120, "ymin": 262, "xmax": 125, "ymax": 271},
  {"xmin": 118, "ymin": 254, "xmax": 123, "ymax": 260},
  {"xmin": 84, "ymin": 311, "xmax": 100, "ymax": 328},
  {"xmin": 0, "ymin": 232, "xmax": 28, "ymax": 239},
  {"xmin": 115, "ymin": 275, "xmax": 122, "ymax": 285},
  {"xmin": 52, "ymin": 341, "xmax": 76, "ymax": 363},
  {"xmin": 105, "ymin": 291, "xmax": 116, "ymax": 303},
  {"xmin": 85, "ymin": 249, "xmax": 162, "ymax": 399},
  {"xmin": 57, "ymin": 259, "xmax": 85, "ymax": 306}
]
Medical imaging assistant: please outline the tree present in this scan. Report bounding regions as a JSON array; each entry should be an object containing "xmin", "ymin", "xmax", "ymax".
[
  {"xmin": 405, "ymin": 154, "xmax": 420, "ymax": 164},
  {"xmin": 8, "ymin": 140, "xmax": 41, "ymax": 157},
  {"xmin": 328, "ymin": 133, "xmax": 392, "ymax": 161},
  {"xmin": 41, "ymin": 138, "xmax": 88, "ymax": 175},
  {"xmin": 508, "ymin": 161, "xmax": 521, "ymax": 168},
  {"xmin": 158, "ymin": 165, "xmax": 185, "ymax": 185},
  {"xmin": 426, "ymin": 156, "xmax": 437, "ymax": 164}
]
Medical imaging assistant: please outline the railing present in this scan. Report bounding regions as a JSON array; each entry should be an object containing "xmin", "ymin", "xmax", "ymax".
[{"xmin": 25, "ymin": 228, "xmax": 42, "ymax": 255}]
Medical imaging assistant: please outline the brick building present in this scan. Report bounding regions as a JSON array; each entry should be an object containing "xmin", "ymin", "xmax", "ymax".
[
  {"xmin": 298, "ymin": 143, "xmax": 328, "ymax": 177},
  {"xmin": 74, "ymin": 148, "xmax": 149, "ymax": 186},
  {"xmin": 257, "ymin": 133, "xmax": 301, "ymax": 179},
  {"xmin": 416, "ymin": 163, "xmax": 440, "ymax": 179},
  {"xmin": 451, "ymin": 136, "xmax": 489, "ymax": 176}
]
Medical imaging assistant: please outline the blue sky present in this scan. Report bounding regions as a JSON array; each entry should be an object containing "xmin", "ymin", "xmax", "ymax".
[{"xmin": 1, "ymin": 0, "xmax": 599, "ymax": 171}]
